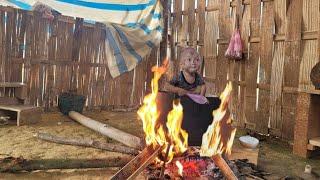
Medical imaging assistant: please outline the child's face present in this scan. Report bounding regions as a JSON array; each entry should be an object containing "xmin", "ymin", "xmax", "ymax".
[{"xmin": 180, "ymin": 49, "xmax": 201, "ymax": 74}]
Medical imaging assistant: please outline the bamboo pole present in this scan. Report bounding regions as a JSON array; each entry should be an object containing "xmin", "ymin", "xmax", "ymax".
[{"xmin": 68, "ymin": 111, "xmax": 144, "ymax": 150}]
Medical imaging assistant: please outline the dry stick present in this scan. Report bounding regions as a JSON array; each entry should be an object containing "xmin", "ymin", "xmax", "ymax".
[
  {"xmin": 159, "ymin": 144, "xmax": 171, "ymax": 179},
  {"xmin": 68, "ymin": 111, "xmax": 144, "ymax": 150},
  {"xmin": 111, "ymin": 145, "xmax": 163, "ymax": 180},
  {"xmin": 35, "ymin": 132, "xmax": 139, "ymax": 155},
  {"xmin": 212, "ymin": 154, "xmax": 238, "ymax": 180}
]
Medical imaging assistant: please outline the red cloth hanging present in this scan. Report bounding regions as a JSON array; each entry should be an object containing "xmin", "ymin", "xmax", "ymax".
[{"xmin": 225, "ymin": 15, "xmax": 244, "ymax": 60}]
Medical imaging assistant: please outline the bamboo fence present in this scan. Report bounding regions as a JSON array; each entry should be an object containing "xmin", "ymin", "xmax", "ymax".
[{"xmin": 169, "ymin": 0, "xmax": 319, "ymax": 140}]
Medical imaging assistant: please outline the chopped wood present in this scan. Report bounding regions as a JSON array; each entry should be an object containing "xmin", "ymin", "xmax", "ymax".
[
  {"xmin": 35, "ymin": 132, "xmax": 139, "ymax": 155},
  {"xmin": 111, "ymin": 145, "xmax": 163, "ymax": 180},
  {"xmin": 68, "ymin": 111, "xmax": 144, "ymax": 150}
]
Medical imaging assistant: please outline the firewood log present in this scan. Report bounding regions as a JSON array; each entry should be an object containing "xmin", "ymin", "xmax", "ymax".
[
  {"xmin": 35, "ymin": 132, "xmax": 139, "ymax": 155},
  {"xmin": 212, "ymin": 154, "xmax": 238, "ymax": 180},
  {"xmin": 0, "ymin": 156, "xmax": 131, "ymax": 172}
]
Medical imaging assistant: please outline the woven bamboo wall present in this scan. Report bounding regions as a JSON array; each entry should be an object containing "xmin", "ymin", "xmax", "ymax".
[
  {"xmin": 170, "ymin": 0, "xmax": 320, "ymax": 140},
  {"xmin": 0, "ymin": 7, "xmax": 158, "ymax": 110}
]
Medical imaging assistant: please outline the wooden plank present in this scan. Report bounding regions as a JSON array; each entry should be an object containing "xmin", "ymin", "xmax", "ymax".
[
  {"xmin": 179, "ymin": 0, "xmax": 190, "ymax": 45},
  {"xmin": 70, "ymin": 18, "xmax": 83, "ymax": 92},
  {"xmin": 280, "ymin": 0, "xmax": 303, "ymax": 140},
  {"xmin": 0, "ymin": 10, "xmax": 5, "ymax": 83},
  {"xmin": 169, "ymin": 0, "xmax": 182, "ymax": 77},
  {"xmin": 23, "ymin": 12, "xmax": 32, "ymax": 105},
  {"xmin": 5, "ymin": 9, "xmax": 14, "ymax": 82},
  {"xmin": 309, "ymin": 137, "xmax": 320, "ymax": 147},
  {"xmin": 197, "ymin": 0, "xmax": 206, "ymax": 47},
  {"xmin": 256, "ymin": 0, "xmax": 274, "ymax": 134},
  {"xmin": 237, "ymin": 1, "xmax": 250, "ymax": 128},
  {"xmin": 299, "ymin": 0, "xmax": 319, "ymax": 91},
  {"xmin": 302, "ymin": 0, "xmax": 319, "ymax": 32},
  {"xmin": 268, "ymin": 0, "xmax": 286, "ymax": 136},
  {"xmin": 299, "ymin": 41, "xmax": 318, "ymax": 90},
  {"xmin": 11, "ymin": 9, "xmax": 22, "ymax": 83},
  {"xmin": 173, "ymin": 0, "xmax": 182, "ymax": 50},
  {"xmin": 160, "ymin": 0, "xmax": 168, "ymax": 62},
  {"xmin": 319, "ymin": 6, "xmax": 320, "ymax": 59},
  {"xmin": 204, "ymin": 0, "xmax": 219, "ymax": 87},
  {"xmin": 187, "ymin": 0, "xmax": 195, "ymax": 46},
  {"xmin": 216, "ymin": 0, "xmax": 231, "ymax": 94},
  {"xmin": 229, "ymin": 0, "xmax": 242, "ymax": 128},
  {"xmin": 244, "ymin": 0, "xmax": 260, "ymax": 131},
  {"xmin": 0, "ymin": 104, "xmax": 38, "ymax": 111},
  {"xmin": 0, "ymin": 82, "xmax": 26, "ymax": 87},
  {"xmin": 269, "ymin": 42, "xmax": 285, "ymax": 137}
]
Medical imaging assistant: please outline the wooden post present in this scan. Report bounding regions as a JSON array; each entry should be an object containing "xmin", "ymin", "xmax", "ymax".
[
  {"xmin": 293, "ymin": 93, "xmax": 311, "ymax": 158},
  {"xmin": 282, "ymin": 0, "xmax": 303, "ymax": 139}
]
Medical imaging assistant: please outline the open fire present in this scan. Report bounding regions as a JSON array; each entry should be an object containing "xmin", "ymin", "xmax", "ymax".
[
  {"xmin": 136, "ymin": 61, "xmax": 237, "ymax": 179},
  {"xmin": 137, "ymin": 59, "xmax": 188, "ymax": 163}
]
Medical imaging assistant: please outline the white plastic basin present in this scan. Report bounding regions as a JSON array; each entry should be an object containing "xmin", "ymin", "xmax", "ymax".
[{"xmin": 239, "ymin": 135, "xmax": 259, "ymax": 149}]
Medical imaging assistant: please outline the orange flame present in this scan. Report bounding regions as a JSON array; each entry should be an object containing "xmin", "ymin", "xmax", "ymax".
[
  {"xmin": 175, "ymin": 161, "xmax": 183, "ymax": 176},
  {"xmin": 226, "ymin": 129, "xmax": 237, "ymax": 156},
  {"xmin": 200, "ymin": 82, "xmax": 236, "ymax": 157},
  {"xmin": 137, "ymin": 59, "xmax": 188, "ymax": 163}
]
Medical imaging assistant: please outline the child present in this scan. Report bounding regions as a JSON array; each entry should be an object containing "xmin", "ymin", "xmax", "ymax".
[{"xmin": 165, "ymin": 47, "xmax": 206, "ymax": 97}]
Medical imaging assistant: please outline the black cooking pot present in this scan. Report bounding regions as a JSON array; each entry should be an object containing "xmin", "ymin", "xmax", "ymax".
[{"xmin": 156, "ymin": 91, "xmax": 221, "ymax": 146}]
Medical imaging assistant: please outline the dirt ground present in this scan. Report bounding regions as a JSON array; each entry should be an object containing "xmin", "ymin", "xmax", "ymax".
[{"xmin": 0, "ymin": 110, "xmax": 319, "ymax": 179}]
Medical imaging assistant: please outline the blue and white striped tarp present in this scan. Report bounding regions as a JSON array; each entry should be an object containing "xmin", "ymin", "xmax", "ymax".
[{"xmin": 1, "ymin": 0, "xmax": 163, "ymax": 78}]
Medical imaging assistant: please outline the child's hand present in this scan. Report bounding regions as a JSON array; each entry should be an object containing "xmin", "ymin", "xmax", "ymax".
[{"xmin": 177, "ymin": 88, "xmax": 189, "ymax": 96}]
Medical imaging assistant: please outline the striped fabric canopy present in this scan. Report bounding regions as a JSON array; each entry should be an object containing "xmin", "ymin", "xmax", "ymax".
[{"xmin": 1, "ymin": 0, "xmax": 163, "ymax": 78}]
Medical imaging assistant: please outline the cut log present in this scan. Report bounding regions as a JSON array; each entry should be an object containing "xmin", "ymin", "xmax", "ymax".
[
  {"xmin": 35, "ymin": 132, "xmax": 139, "ymax": 155},
  {"xmin": 68, "ymin": 111, "xmax": 144, "ymax": 150}
]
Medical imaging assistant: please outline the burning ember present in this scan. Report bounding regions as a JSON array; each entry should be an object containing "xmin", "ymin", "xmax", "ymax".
[{"xmin": 145, "ymin": 148, "xmax": 240, "ymax": 179}]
